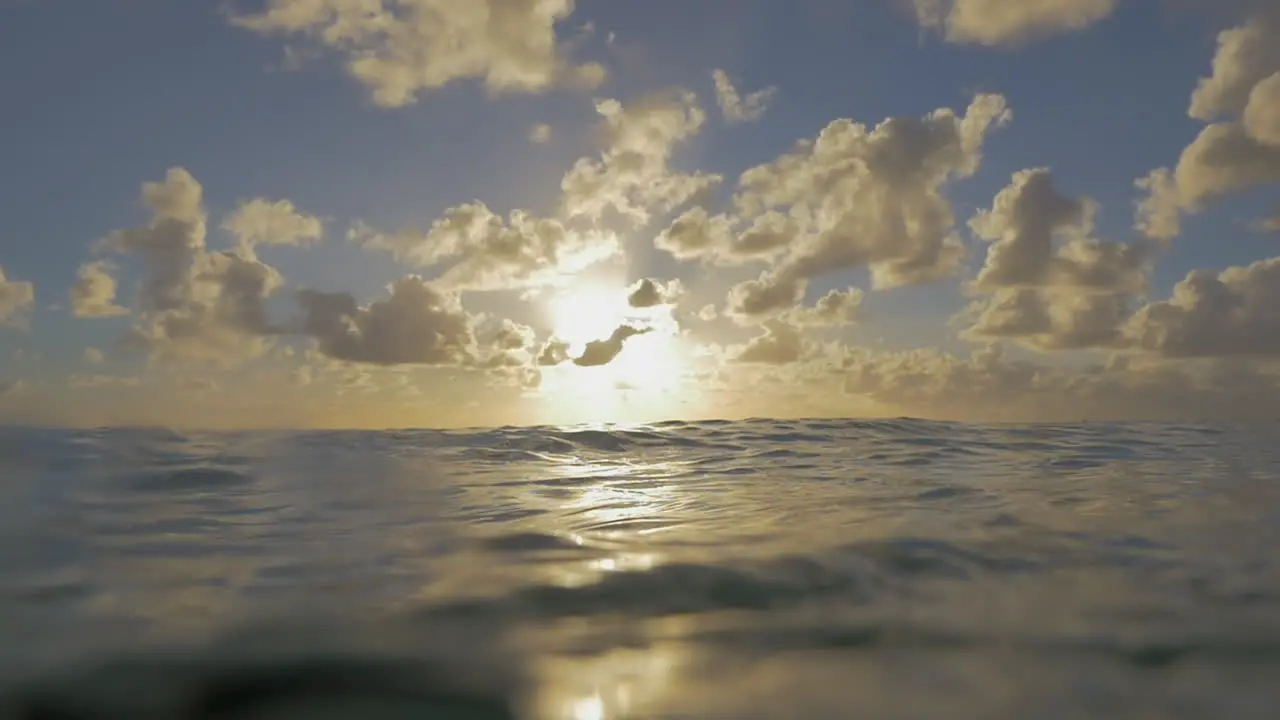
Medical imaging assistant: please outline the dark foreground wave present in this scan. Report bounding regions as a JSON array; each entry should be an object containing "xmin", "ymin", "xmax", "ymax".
[{"xmin": 2, "ymin": 419, "xmax": 1279, "ymax": 717}]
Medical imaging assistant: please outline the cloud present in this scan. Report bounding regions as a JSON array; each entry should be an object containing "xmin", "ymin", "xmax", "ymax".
[
  {"xmin": 1137, "ymin": 11, "xmax": 1280, "ymax": 239},
  {"xmin": 913, "ymin": 0, "xmax": 1116, "ymax": 47},
  {"xmin": 971, "ymin": 169, "xmax": 1150, "ymax": 293},
  {"xmin": 965, "ymin": 287, "xmax": 1131, "ymax": 351},
  {"xmin": 357, "ymin": 202, "xmax": 618, "ymax": 290},
  {"xmin": 297, "ymin": 275, "xmax": 477, "ymax": 366},
  {"xmin": 536, "ymin": 338, "xmax": 571, "ymax": 366},
  {"xmin": 0, "ymin": 264, "xmax": 35, "ymax": 327},
  {"xmin": 733, "ymin": 320, "xmax": 806, "ymax": 364},
  {"xmin": 529, "ymin": 123, "xmax": 552, "ymax": 144},
  {"xmin": 626, "ymin": 278, "xmax": 682, "ymax": 308},
  {"xmin": 786, "ymin": 287, "xmax": 863, "ymax": 327},
  {"xmin": 697, "ymin": 304, "xmax": 718, "ymax": 321},
  {"xmin": 963, "ymin": 168, "xmax": 1151, "ymax": 352},
  {"xmin": 490, "ymin": 318, "xmax": 536, "ymax": 351},
  {"xmin": 560, "ymin": 90, "xmax": 721, "ymax": 225},
  {"xmin": 654, "ymin": 207, "xmax": 796, "ymax": 264},
  {"xmin": 816, "ymin": 341, "xmax": 1280, "ymax": 422},
  {"xmin": 98, "ymin": 168, "xmax": 289, "ymax": 364},
  {"xmin": 1189, "ymin": 13, "xmax": 1280, "ymax": 122},
  {"xmin": 83, "ymin": 347, "xmax": 105, "ymax": 365},
  {"xmin": 721, "ymin": 94, "xmax": 1011, "ymax": 321},
  {"xmin": 1124, "ymin": 256, "xmax": 1280, "ymax": 357},
  {"xmin": 230, "ymin": 0, "xmax": 606, "ymax": 107},
  {"xmin": 572, "ymin": 325, "xmax": 650, "ymax": 366},
  {"xmin": 711, "ymin": 69, "xmax": 776, "ymax": 124},
  {"xmin": 221, "ymin": 198, "xmax": 323, "ymax": 252},
  {"xmin": 69, "ymin": 261, "xmax": 129, "ymax": 318}
]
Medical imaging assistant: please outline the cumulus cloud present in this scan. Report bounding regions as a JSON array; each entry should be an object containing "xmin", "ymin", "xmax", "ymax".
[
  {"xmin": 1137, "ymin": 11, "xmax": 1280, "ymax": 239},
  {"xmin": 654, "ymin": 207, "xmax": 797, "ymax": 265},
  {"xmin": 0, "ymin": 264, "xmax": 35, "ymax": 327},
  {"xmin": 561, "ymin": 90, "xmax": 721, "ymax": 225},
  {"xmin": 96, "ymin": 168, "xmax": 292, "ymax": 364},
  {"xmin": 1188, "ymin": 13, "xmax": 1280, "ymax": 122},
  {"xmin": 965, "ymin": 287, "xmax": 1131, "ymax": 351},
  {"xmin": 69, "ymin": 261, "xmax": 128, "ymax": 318},
  {"xmin": 490, "ymin": 318, "xmax": 536, "ymax": 351},
  {"xmin": 230, "ymin": 0, "xmax": 605, "ymax": 107},
  {"xmin": 821, "ymin": 341, "xmax": 1280, "ymax": 422},
  {"xmin": 572, "ymin": 325, "xmax": 650, "ymax": 366},
  {"xmin": 733, "ymin": 320, "xmax": 806, "ymax": 364},
  {"xmin": 1124, "ymin": 256, "xmax": 1280, "ymax": 357},
  {"xmin": 357, "ymin": 202, "xmax": 618, "ymax": 290},
  {"xmin": 786, "ymin": 287, "xmax": 864, "ymax": 327},
  {"xmin": 971, "ymin": 169, "xmax": 1150, "ymax": 294},
  {"xmin": 221, "ymin": 198, "xmax": 323, "ymax": 252},
  {"xmin": 711, "ymin": 69, "xmax": 776, "ymax": 124},
  {"xmin": 717, "ymin": 94, "xmax": 1010, "ymax": 320},
  {"xmin": 626, "ymin": 277, "xmax": 682, "ymax": 308},
  {"xmin": 536, "ymin": 338, "xmax": 572, "ymax": 366},
  {"xmin": 963, "ymin": 169, "xmax": 1151, "ymax": 352},
  {"xmin": 913, "ymin": 0, "xmax": 1116, "ymax": 47},
  {"xmin": 296, "ymin": 275, "xmax": 477, "ymax": 366}
]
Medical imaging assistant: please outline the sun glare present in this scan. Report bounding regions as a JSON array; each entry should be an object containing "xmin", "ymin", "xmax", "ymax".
[{"xmin": 543, "ymin": 284, "xmax": 688, "ymax": 402}]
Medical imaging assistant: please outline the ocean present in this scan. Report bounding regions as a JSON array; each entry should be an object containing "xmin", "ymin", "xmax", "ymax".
[{"xmin": 0, "ymin": 419, "xmax": 1278, "ymax": 718}]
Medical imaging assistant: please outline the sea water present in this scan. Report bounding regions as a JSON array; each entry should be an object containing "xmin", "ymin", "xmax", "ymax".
[{"xmin": 0, "ymin": 419, "xmax": 1278, "ymax": 718}]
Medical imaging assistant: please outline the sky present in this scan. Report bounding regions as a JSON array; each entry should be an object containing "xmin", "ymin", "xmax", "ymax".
[{"xmin": 1, "ymin": 0, "xmax": 1279, "ymax": 429}]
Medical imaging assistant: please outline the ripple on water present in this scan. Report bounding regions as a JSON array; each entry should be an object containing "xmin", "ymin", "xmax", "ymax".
[{"xmin": 127, "ymin": 467, "xmax": 255, "ymax": 493}]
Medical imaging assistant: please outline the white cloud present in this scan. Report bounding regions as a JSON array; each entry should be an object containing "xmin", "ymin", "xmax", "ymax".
[
  {"xmin": 231, "ymin": 0, "xmax": 606, "ymax": 107},
  {"xmin": 529, "ymin": 123, "xmax": 552, "ymax": 143},
  {"xmin": 654, "ymin": 207, "xmax": 796, "ymax": 265},
  {"xmin": 536, "ymin": 338, "xmax": 571, "ymax": 366},
  {"xmin": 965, "ymin": 287, "xmax": 1130, "ymax": 351},
  {"xmin": 1124, "ymin": 256, "xmax": 1280, "ymax": 357},
  {"xmin": 786, "ymin": 287, "xmax": 863, "ymax": 327},
  {"xmin": 1189, "ymin": 13, "xmax": 1280, "ymax": 122},
  {"xmin": 964, "ymin": 168, "xmax": 1150, "ymax": 351},
  {"xmin": 297, "ymin": 275, "xmax": 477, "ymax": 365},
  {"xmin": 724, "ymin": 94, "xmax": 1012, "ymax": 320},
  {"xmin": 0, "ymin": 264, "xmax": 35, "ymax": 327},
  {"xmin": 1243, "ymin": 72, "xmax": 1280, "ymax": 146},
  {"xmin": 914, "ymin": 0, "xmax": 1116, "ymax": 47},
  {"xmin": 83, "ymin": 347, "xmax": 105, "ymax": 365},
  {"xmin": 711, "ymin": 69, "xmax": 776, "ymax": 124},
  {"xmin": 490, "ymin": 318, "xmax": 536, "ymax": 351},
  {"xmin": 221, "ymin": 198, "xmax": 323, "ymax": 252},
  {"xmin": 971, "ymin": 168, "xmax": 1150, "ymax": 293},
  {"xmin": 69, "ymin": 261, "xmax": 129, "ymax": 318},
  {"xmin": 626, "ymin": 277, "xmax": 682, "ymax": 308},
  {"xmin": 733, "ymin": 320, "xmax": 806, "ymax": 364},
  {"xmin": 1137, "ymin": 11, "xmax": 1280, "ymax": 239},
  {"xmin": 560, "ymin": 90, "xmax": 721, "ymax": 225},
  {"xmin": 358, "ymin": 202, "xmax": 619, "ymax": 290},
  {"xmin": 98, "ymin": 168, "xmax": 288, "ymax": 364}
]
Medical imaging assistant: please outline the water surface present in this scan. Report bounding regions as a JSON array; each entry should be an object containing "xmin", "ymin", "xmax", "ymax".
[{"xmin": 1, "ymin": 419, "xmax": 1278, "ymax": 718}]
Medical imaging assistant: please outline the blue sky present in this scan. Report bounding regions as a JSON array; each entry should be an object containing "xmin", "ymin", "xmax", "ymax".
[{"xmin": 1, "ymin": 0, "xmax": 1278, "ymax": 428}]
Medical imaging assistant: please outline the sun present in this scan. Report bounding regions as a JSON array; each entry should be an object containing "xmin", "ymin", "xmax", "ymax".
[{"xmin": 543, "ymin": 283, "xmax": 687, "ymax": 397}]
